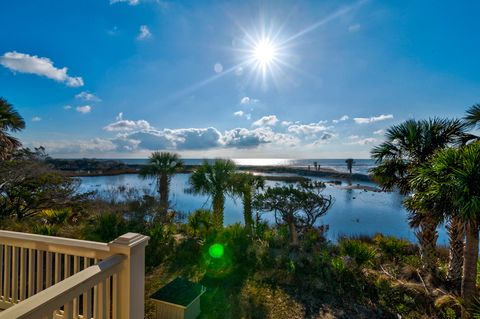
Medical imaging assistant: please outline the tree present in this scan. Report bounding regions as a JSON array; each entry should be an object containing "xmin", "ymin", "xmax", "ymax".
[
  {"xmin": 139, "ymin": 152, "xmax": 183, "ymax": 219},
  {"xmin": 405, "ymin": 172, "xmax": 464, "ymax": 291},
  {"xmin": 464, "ymin": 104, "xmax": 480, "ymax": 128},
  {"xmin": 0, "ymin": 97, "xmax": 25, "ymax": 160},
  {"xmin": 371, "ymin": 118, "xmax": 468, "ymax": 274},
  {"xmin": 0, "ymin": 160, "xmax": 87, "ymax": 219},
  {"xmin": 253, "ymin": 181, "xmax": 333, "ymax": 246},
  {"xmin": 410, "ymin": 142, "xmax": 480, "ymax": 308},
  {"xmin": 345, "ymin": 158, "xmax": 354, "ymax": 175},
  {"xmin": 231, "ymin": 172, "xmax": 264, "ymax": 233},
  {"xmin": 188, "ymin": 159, "xmax": 237, "ymax": 229}
]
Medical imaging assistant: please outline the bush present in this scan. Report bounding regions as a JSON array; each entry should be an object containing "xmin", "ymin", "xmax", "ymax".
[
  {"xmin": 84, "ymin": 212, "xmax": 127, "ymax": 242},
  {"xmin": 340, "ymin": 239, "xmax": 376, "ymax": 268},
  {"xmin": 146, "ymin": 223, "xmax": 174, "ymax": 269},
  {"xmin": 374, "ymin": 234, "xmax": 410, "ymax": 262}
]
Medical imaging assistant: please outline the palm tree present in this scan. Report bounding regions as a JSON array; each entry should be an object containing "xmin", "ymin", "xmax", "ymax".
[
  {"xmin": 139, "ymin": 152, "xmax": 183, "ymax": 218},
  {"xmin": 189, "ymin": 159, "xmax": 237, "ymax": 229},
  {"xmin": 0, "ymin": 97, "xmax": 25, "ymax": 160},
  {"xmin": 371, "ymin": 118, "xmax": 468, "ymax": 274},
  {"xmin": 345, "ymin": 158, "xmax": 354, "ymax": 175},
  {"xmin": 405, "ymin": 173, "xmax": 464, "ymax": 292},
  {"xmin": 465, "ymin": 104, "xmax": 480, "ymax": 128},
  {"xmin": 410, "ymin": 142, "xmax": 480, "ymax": 308},
  {"xmin": 232, "ymin": 172, "xmax": 265, "ymax": 233}
]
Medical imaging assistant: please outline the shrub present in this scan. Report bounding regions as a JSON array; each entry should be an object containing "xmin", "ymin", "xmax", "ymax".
[
  {"xmin": 146, "ymin": 223, "xmax": 174, "ymax": 269},
  {"xmin": 340, "ymin": 239, "xmax": 376, "ymax": 268},
  {"xmin": 84, "ymin": 212, "xmax": 127, "ymax": 242},
  {"xmin": 374, "ymin": 234, "xmax": 410, "ymax": 262}
]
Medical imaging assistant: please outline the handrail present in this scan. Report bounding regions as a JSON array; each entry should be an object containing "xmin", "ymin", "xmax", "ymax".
[
  {"xmin": 0, "ymin": 254, "xmax": 125, "ymax": 319},
  {"xmin": 0, "ymin": 230, "xmax": 111, "ymax": 259}
]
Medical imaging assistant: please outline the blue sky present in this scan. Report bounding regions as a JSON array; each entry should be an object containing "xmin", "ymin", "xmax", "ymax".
[{"xmin": 1, "ymin": 0, "xmax": 479, "ymax": 158}]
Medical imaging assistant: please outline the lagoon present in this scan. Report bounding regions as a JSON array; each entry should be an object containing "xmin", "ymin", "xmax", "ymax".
[{"xmin": 78, "ymin": 173, "xmax": 449, "ymax": 244}]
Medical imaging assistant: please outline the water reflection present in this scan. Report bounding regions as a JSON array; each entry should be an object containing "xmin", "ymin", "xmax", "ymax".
[{"xmin": 78, "ymin": 173, "xmax": 448, "ymax": 244}]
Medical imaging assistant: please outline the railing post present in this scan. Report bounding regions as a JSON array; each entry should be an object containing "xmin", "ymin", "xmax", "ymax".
[{"xmin": 109, "ymin": 233, "xmax": 149, "ymax": 319}]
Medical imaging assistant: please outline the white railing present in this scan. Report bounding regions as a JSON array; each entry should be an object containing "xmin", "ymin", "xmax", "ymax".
[{"xmin": 0, "ymin": 230, "xmax": 149, "ymax": 319}]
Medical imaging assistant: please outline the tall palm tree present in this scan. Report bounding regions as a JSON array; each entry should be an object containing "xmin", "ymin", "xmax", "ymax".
[
  {"xmin": 410, "ymin": 142, "xmax": 480, "ymax": 308},
  {"xmin": 139, "ymin": 152, "xmax": 183, "ymax": 217},
  {"xmin": 371, "ymin": 118, "xmax": 468, "ymax": 274},
  {"xmin": 0, "ymin": 97, "xmax": 25, "ymax": 160},
  {"xmin": 405, "ymin": 174, "xmax": 464, "ymax": 292},
  {"xmin": 232, "ymin": 172, "xmax": 265, "ymax": 233},
  {"xmin": 189, "ymin": 159, "xmax": 236, "ymax": 229}
]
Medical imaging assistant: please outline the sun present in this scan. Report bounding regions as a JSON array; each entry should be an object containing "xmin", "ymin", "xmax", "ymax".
[{"xmin": 253, "ymin": 39, "xmax": 276, "ymax": 66}]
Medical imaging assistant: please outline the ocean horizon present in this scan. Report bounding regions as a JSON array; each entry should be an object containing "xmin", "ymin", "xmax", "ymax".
[{"xmin": 70, "ymin": 158, "xmax": 376, "ymax": 175}]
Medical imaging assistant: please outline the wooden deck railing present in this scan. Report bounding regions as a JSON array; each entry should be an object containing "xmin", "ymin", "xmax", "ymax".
[{"xmin": 0, "ymin": 230, "xmax": 149, "ymax": 319}]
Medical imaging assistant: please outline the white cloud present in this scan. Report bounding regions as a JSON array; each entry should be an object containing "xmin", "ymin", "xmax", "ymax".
[
  {"xmin": 104, "ymin": 119, "xmax": 151, "ymax": 132},
  {"xmin": 76, "ymin": 105, "xmax": 91, "ymax": 114},
  {"xmin": 137, "ymin": 25, "xmax": 151, "ymax": 40},
  {"xmin": 332, "ymin": 115, "xmax": 349, "ymax": 123},
  {"xmin": 35, "ymin": 138, "xmax": 118, "ymax": 154},
  {"xmin": 348, "ymin": 24, "xmax": 361, "ymax": 32},
  {"xmin": 75, "ymin": 91, "xmax": 101, "ymax": 102},
  {"xmin": 31, "ymin": 117, "xmax": 41, "ymax": 122},
  {"xmin": 0, "ymin": 51, "xmax": 83, "ymax": 87},
  {"xmin": 281, "ymin": 121, "xmax": 293, "ymax": 126},
  {"xmin": 252, "ymin": 115, "xmax": 278, "ymax": 127},
  {"xmin": 116, "ymin": 112, "xmax": 124, "ymax": 121},
  {"xmin": 354, "ymin": 114, "xmax": 393, "ymax": 124},
  {"xmin": 348, "ymin": 135, "xmax": 359, "ymax": 139},
  {"xmin": 64, "ymin": 105, "xmax": 72, "ymax": 110},
  {"xmin": 233, "ymin": 110, "xmax": 251, "ymax": 120},
  {"xmin": 373, "ymin": 129, "xmax": 385, "ymax": 135},
  {"xmin": 110, "ymin": 0, "xmax": 139, "ymax": 5},
  {"xmin": 287, "ymin": 123, "xmax": 330, "ymax": 136},
  {"xmin": 126, "ymin": 127, "xmax": 222, "ymax": 150},
  {"xmin": 240, "ymin": 96, "xmax": 259, "ymax": 105}
]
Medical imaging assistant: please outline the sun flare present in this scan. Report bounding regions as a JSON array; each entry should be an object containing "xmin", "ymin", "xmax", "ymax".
[{"xmin": 253, "ymin": 39, "xmax": 276, "ymax": 65}]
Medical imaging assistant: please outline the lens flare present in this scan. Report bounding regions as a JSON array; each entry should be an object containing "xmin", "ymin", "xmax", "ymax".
[{"xmin": 209, "ymin": 243, "xmax": 224, "ymax": 259}]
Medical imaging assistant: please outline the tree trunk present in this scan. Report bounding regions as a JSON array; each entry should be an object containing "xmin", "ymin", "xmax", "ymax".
[
  {"xmin": 416, "ymin": 213, "xmax": 438, "ymax": 275},
  {"xmin": 158, "ymin": 174, "xmax": 169, "ymax": 221},
  {"xmin": 242, "ymin": 189, "xmax": 253, "ymax": 234},
  {"xmin": 461, "ymin": 222, "xmax": 479, "ymax": 310},
  {"xmin": 288, "ymin": 222, "xmax": 299, "ymax": 247},
  {"xmin": 212, "ymin": 194, "xmax": 225, "ymax": 229},
  {"xmin": 447, "ymin": 215, "xmax": 464, "ymax": 292}
]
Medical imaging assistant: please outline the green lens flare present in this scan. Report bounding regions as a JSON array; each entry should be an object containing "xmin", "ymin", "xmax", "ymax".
[{"xmin": 209, "ymin": 243, "xmax": 224, "ymax": 259}]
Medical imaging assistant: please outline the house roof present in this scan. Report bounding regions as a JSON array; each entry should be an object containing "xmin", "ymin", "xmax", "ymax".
[{"xmin": 150, "ymin": 277, "xmax": 205, "ymax": 307}]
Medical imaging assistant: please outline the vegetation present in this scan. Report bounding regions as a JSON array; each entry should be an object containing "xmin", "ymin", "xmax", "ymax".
[
  {"xmin": 188, "ymin": 159, "xmax": 237, "ymax": 229},
  {"xmin": 3, "ymin": 97, "xmax": 480, "ymax": 318},
  {"xmin": 371, "ymin": 118, "xmax": 468, "ymax": 276},
  {"xmin": 345, "ymin": 158, "xmax": 354, "ymax": 175},
  {"xmin": 140, "ymin": 152, "xmax": 184, "ymax": 219},
  {"xmin": 0, "ymin": 97, "xmax": 25, "ymax": 160}
]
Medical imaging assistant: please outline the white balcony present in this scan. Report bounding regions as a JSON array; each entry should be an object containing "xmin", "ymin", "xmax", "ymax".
[{"xmin": 0, "ymin": 230, "xmax": 149, "ymax": 319}]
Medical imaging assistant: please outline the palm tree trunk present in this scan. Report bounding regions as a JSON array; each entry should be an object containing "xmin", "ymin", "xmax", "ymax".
[
  {"xmin": 159, "ymin": 173, "xmax": 169, "ymax": 215},
  {"xmin": 447, "ymin": 215, "xmax": 464, "ymax": 292},
  {"xmin": 461, "ymin": 221, "xmax": 479, "ymax": 309},
  {"xmin": 242, "ymin": 189, "xmax": 253, "ymax": 233},
  {"xmin": 416, "ymin": 213, "xmax": 438, "ymax": 274},
  {"xmin": 212, "ymin": 194, "xmax": 225, "ymax": 229}
]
